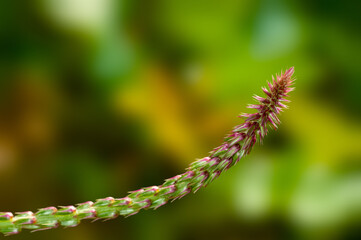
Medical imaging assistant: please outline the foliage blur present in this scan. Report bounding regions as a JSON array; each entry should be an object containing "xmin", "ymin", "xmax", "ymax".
[{"xmin": 0, "ymin": 0, "xmax": 360, "ymax": 239}]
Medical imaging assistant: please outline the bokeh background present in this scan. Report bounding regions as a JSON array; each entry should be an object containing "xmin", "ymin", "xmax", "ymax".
[{"xmin": 0, "ymin": 0, "xmax": 360, "ymax": 239}]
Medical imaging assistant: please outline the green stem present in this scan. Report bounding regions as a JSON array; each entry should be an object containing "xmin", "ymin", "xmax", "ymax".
[{"xmin": 0, "ymin": 67, "xmax": 295, "ymax": 236}]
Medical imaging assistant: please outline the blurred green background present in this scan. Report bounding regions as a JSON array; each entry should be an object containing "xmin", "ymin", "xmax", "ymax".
[{"xmin": 0, "ymin": 0, "xmax": 360, "ymax": 239}]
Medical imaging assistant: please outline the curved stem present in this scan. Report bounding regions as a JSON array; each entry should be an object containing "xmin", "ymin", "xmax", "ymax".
[{"xmin": 0, "ymin": 67, "xmax": 295, "ymax": 236}]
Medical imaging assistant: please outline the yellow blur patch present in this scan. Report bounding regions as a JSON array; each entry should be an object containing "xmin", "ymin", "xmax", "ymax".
[
  {"xmin": 285, "ymin": 96, "xmax": 361, "ymax": 165},
  {"xmin": 114, "ymin": 64, "xmax": 204, "ymax": 166}
]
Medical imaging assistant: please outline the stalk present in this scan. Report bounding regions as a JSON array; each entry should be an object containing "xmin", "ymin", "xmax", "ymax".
[{"xmin": 0, "ymin": 67, "xmax": 295, "ymax": 236}]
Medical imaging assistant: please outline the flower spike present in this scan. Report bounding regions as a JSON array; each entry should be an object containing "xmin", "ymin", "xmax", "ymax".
[{"xmin": 0, "ymin": 67, "xmax": 295, "ymax": 236}]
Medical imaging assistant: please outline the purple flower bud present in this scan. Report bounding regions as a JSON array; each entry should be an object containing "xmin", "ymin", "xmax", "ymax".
[
  {"xmin": 0, "ymin": 212, "xmax": 13, "ymax": 220},
  {"xmin": 14, "ymin": 211, "xmax": 36, "ymax": 225},
  {"xmin": 142, "ymin": 186, "xmax": 160, "ymax": 195},
  {"xmin": 222, "ymin": 158, "xmax": 232, "ymax": 170},
  {"xmin": 98, "ymin": 197, "xmax": 115, "ymax": 202},
  {"xmin": 225, "ymin": 144, "xmax": 240, "ymax": 158},
  {"xmin": 77, "ymin": 201, "xmax": 94, "ymax": 207},
  {"xmin": 277, "ymin": 102, "xmax": 287, "ymax": 108},
  {"xmin": 211, "ymin": 170, "xmax": 222, "ymax": 182},
  {"xmin": 253, "ymin": 95, "xmax": 265, "ymax": 102},
  {"xmin": 209, "ymin": 157, "xmax": 221, "ymax": 167},
  {"xmin": 198, "ymin": 171, "xmax": 209, "ymax": 184},
  {"xmin": 114, "ymin": 197, "xmax": 132, "ymax": 206},
  {"xmin": 128, "ymin": 189, "xmax": 144, "ymax": 195},
  {"xmin": 262, "ymin": 87, "xmax": 272, "ymax": 97},
  {"xmin": 268, "ymin": 116, "xmax": 278, "ymax": 129},
  {"xmin": 138, "ymin": 199, "xmax": 152, "ymax": 209},
  {"xmin": 79, "ymin": 209, "xmax": 97, "ymax": 219},
  {"xmin": 284, "ymin": 66, "xmax": 294, "ymax": 77},
  {"xmin": 31, "ymin": 222, "xmax": 59, "ymax": 232},
  {"xmin": 182, "ymin": 171, "xmax": 195, "ymax": 180},
  {"xmin": 176, "ymin": 186, "xmax": 192, "ymax": 199},
  {"xmin": 36, "ymin": 207, "xmax": 57, "ymax": 215},
  {"xmin": 161, "ymin": 185, "xmax": 177, "ymax": 195},
  {"xmin": 247, "ymin": 104, "xmax": 262, "ymax": 110},
  {"xmin": 153, "ymin": 199, "xmax": 168, "ymax": 210},
  {"xmin": 165, "ymin": 175, "xmax": 181, "ymax": 182},
  {"xmin": 58, "ymin": 206, "xmax": 76, "ymax": 214}
]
